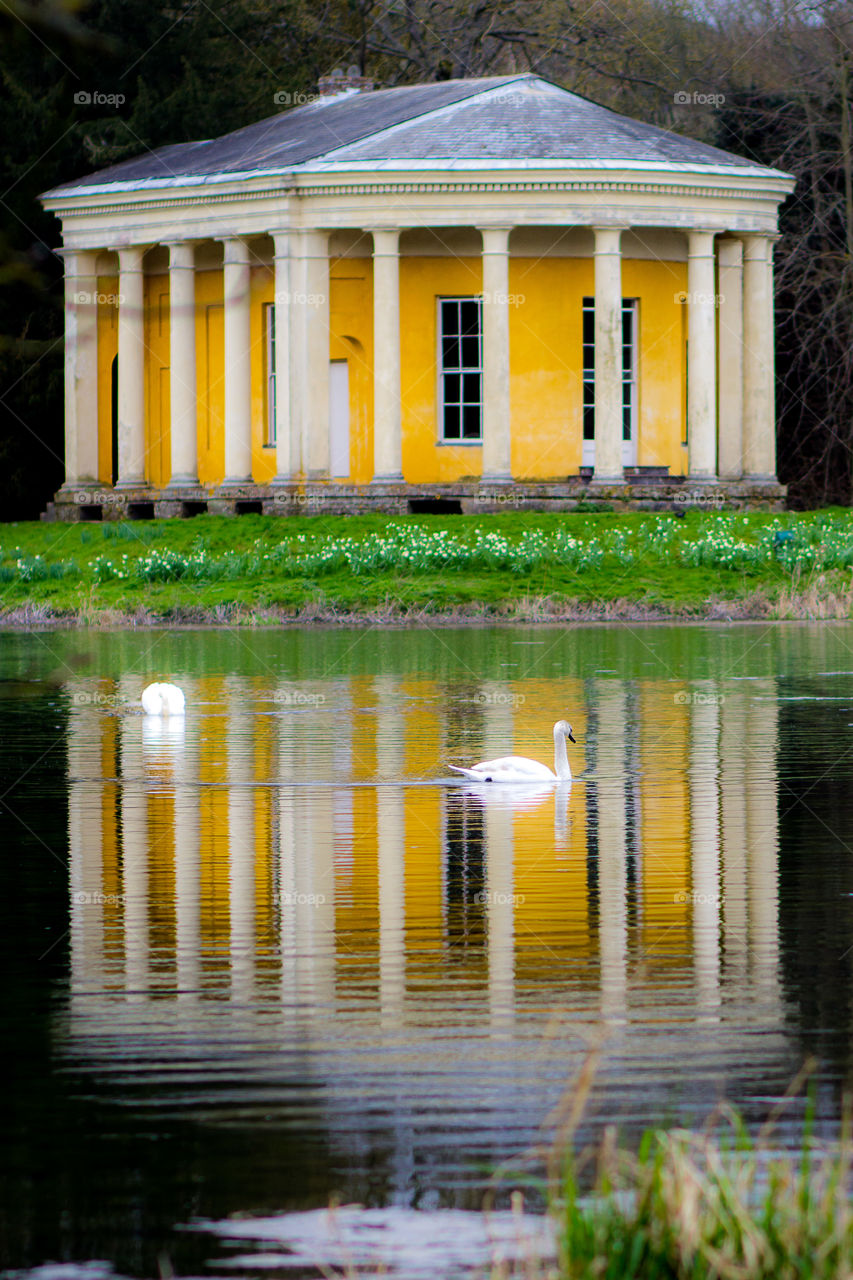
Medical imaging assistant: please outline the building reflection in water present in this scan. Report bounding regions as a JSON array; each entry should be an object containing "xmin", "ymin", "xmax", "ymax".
[{"xmin": 64, "ymin": 673, "xmax": 786, "ymax": 1127}]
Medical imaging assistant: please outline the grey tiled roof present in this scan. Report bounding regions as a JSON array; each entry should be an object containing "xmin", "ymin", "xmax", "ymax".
[{"xmin": 49, "ymin": 74, "xmax": 775, "ymax": 194}]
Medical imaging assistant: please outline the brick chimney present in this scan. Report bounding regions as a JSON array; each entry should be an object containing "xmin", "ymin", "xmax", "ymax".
[{"xmin": 318, "ymin": 66, "xmax": 375, "ymax": 98}]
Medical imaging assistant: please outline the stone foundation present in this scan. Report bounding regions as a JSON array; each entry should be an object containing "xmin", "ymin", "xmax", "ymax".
[{"xmin": 44, "ymin": 476, "xmax": 788, "ymax": 522}]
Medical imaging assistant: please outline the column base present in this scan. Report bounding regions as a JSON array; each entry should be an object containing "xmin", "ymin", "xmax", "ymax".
[
  {"xmin": 481, "ymin": 473, "xmax": 513, "ymax": 484},
  {"xmin": 371, "ymin": 473, "xmax": 405, "ymax": 484},
  {"xmin": 114, "ymin": 478, "xmax": 149, "ymax": 490},
  {"xmin": 166, "ymin": 475, "xmax": 201, "ymax": 487},
  {"xmin": 590, "ymin": 473, "xmax": 626, "ymax": 485}
]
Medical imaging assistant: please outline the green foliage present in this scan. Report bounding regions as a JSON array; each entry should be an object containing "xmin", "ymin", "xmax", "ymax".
[
  {"xmin": 560, "ymin": 1103, "xmax": 853, "ymax": 1280},
  {"xmin": 1, "ymin": 509, "xmax": 853, "ymax": 621}
]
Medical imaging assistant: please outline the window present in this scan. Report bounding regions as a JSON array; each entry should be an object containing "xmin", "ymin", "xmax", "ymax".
[
  {"xmin": 440, "ymin": 297, "xmax": 482, "ymax": 442},
  {"xmin": 264, "ymin": 302, "xmax": 276, "ymax": 446},
  {"xmin": 582, "ymin": 297, "xmax": 637, "ymax": 444}
]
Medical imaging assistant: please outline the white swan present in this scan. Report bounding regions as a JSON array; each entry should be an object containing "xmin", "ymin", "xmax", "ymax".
[
  {"xmin": 449, "ymin": 719, "xmax": 575, "ymax": 783},
  {"xmin": 141, "ymin": 682, "xmax": 186, "ymax": 716}
]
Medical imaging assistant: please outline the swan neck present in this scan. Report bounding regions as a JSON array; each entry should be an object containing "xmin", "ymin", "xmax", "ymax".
[{"xmin": 554, "ymin": 728, "xmax": 572, "ymax": 781}]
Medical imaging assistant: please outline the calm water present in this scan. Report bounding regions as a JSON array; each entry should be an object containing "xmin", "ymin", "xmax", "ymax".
[{"xmin": 2, "ymin": 623, "xmax": 853, "ymax": 1277}]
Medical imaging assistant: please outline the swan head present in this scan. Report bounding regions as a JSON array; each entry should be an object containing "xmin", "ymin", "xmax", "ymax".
[{"xmin": 554, "ymin": 719, "xmax": 575, "ymax": 744}]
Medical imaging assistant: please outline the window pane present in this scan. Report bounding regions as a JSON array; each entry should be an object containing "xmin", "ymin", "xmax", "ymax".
[
  {"xmin": 441, "ymin": 300, "xmax": 458, "ymax": 333},
  {"xmin": 463, "ymin": 403, "xmax": 482, "ymax": 439},
  {"xmin": 462, "ymin": 372, "xmax": 481, "ymax": 406},
  {"xmin": 583, "ymin": 404, "xmax": 595, "ymax": 441},
  {"xmin": 461, "ymin": 335, "xmax": 480, "ymax": 368},
  {"xmin": 623, "ymin": 398, "xmax": 632, "ymax": 441},
  {"xmin": 444, "ymin": 372, "xmax": 460, "ymax": 403},
  {"xmin": 444, "ymin": 404, "xmax": 460, "ymax": 439},
  {"xmin": 442, "ymin": 336, "xmax": 461, "ymax": 368},
  {"xmin": 622, "ymin": 309, "xmax": 632, "ymax": 344},
  {"xmin": 460, "ymin": 299, "xmax": 480, "ymax": 335},
  {"xmin": 582, "ymin": 305, "xmax": 594, "ymax": 347}
]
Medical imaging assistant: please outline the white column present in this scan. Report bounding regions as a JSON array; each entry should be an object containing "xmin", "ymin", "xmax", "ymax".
[
  {"xmin": 304, "ymin": 230, "xmax": 330, "ymax": 477},
  {"xmin": 68, "ymin": 698, "xmax": 105, "ymax": 994},
  {"xmin": 592, "ymin": 227, "xmax": 624, "ymax": 482},
  {"xmin": 746, "ymin": 684, "xmax": 780, "ymax": 1007},
  {"xmin": 272, "ymin": 232, "xmax": 294, "ymax": 481},
  {"xmin": 717, "ymin": 239, "xmax": 744, "ymax": 479},
  {"xmin": 743, "ymin": 235, "xmax": 777, "ymax": 480},
  {"xmin": 167, "ymin": 241, "xmax": 198, "ymax": 485},
  {"xmin": 481, "ymin": 689, "xmax": 516, "ymax": 1034},
  {"xmin": 481, "ymin": 227, "xmax": 512, "ymax": 481},
  {"xmin": 228, "ymin": 694, "xmax": 256, "ymax": 1002},
  {"xmin": 120, "ymin": 712, "xmax": 149, "ymax": 1002},
  {"xmin": 371, "ymin": 228, "xmax": 403, "ymax": 481},
  {"xmin": 376, "ymin": 679, "xmax": 406, "ymax": 1029},
  {"xmin": 720, "ymin": 692, "xmax": 749, "ymax": 981},
  {"xmin": 687, "ymin": 230, "xmax": 718, "ymax": 478},
  {"xmin": 223, "ymin": 238, "xmax": 253, "ymax": 482},
  {"xmin": 689, "ymin": 686, "xmax": 721, "ymax": 1020},
  {"xmin": 62, "ymin": 250, "xmax": 99, "ymax": 486},
  {"xmin": 596, "ymin": 681, "xmax": 628, "ymax": 1022},
  {"xmin": 115, "ymin": 246, "xmax": 147, "ymax": 486},
  {"xmin": 173, "ymin": 705, "xmax": 200, "ymax": 999}
]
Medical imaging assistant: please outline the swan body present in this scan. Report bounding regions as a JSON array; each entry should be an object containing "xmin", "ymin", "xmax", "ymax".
[
  {"xmin": 450, "ymin": 719, "xmax": 575, "ymax": 784},
  {"xmin": 141, "ymin": 682, "xmax": 185, "ymax": 717}
]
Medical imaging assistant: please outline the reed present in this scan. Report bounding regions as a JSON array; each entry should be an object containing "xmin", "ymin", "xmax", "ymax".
[{"xmin": 552, "ymin": 1062, "xmax": 853, "ymax": 1280}]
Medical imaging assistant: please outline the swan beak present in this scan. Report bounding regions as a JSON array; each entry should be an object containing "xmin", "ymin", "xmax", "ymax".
[{"xmin": 568, "ymin": 729, "xmax": 576, "ymax": 743}]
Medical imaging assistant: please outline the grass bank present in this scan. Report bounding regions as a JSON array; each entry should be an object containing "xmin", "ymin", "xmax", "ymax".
[
  {"xmin": 3, "ymin": 508, "xmax": 853, "ymax": 626},
  {"xmin": 554, "ymin": 1087, "xmax": 852, "ymax": 1280}
]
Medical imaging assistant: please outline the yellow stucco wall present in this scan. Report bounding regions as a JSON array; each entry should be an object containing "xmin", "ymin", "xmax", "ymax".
[{"xmin": 111, "ymin": 254, "xmax": 690, "ymax": 486}]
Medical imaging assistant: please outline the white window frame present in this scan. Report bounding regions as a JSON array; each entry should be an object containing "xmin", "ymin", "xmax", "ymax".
[
  {"xmin": 438, "ymin": 296, "xmax": 483, "ymax": 444},
  {"xmin": 581, "ymin": 297, "xmax": 638, "ymax": 468}
]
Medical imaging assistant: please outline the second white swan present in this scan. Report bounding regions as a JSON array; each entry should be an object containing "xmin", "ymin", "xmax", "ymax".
[
  {"xmin": 141, "ymin": 682, "xmax": 186, "ymax": 716},
  {"xmin": 449, "ymin": 719, "xmax": 575, "ymax": 783}
]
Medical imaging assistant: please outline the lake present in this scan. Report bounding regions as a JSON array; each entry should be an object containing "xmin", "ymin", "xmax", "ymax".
[{"xmin": 2, "ymin": 622, "xmax": 853, "ymax": 1278}]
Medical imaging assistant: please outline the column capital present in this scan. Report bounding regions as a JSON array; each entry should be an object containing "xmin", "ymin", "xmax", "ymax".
[
  {"xmin": 60, "ymin": 247, "xmax": 98, "ymax": 275},
  {"xmin": 165, "ymin": 241, "xmax": 196, "ymax": 271},
  {"xmin": 369, "ymin": 228, "xmax": 401, "ymax": 255},
  {"xmin": 222, "ymin": 237, "xmax": 251, "ymax": 268},
  {"xmin": 271, "ymin": 230, "xmax": 293, "ymax": 259},
  {"xmin": 740, "ymin": 232, "xmax": 780, "ymax": 263},
  {"xmin": 480, "ymin": 226, "xmax": 513, "ymax": 253},
  {"xmin": 293, "ymin": 228, "xmax": 330, "ymax": 259},
  {"xmin": 592, "ymin": 225, "xmax": 626, "ymax": 255},
  {"xmin": 116, "ymin": 245, "xmax": 146, "ymax": 273},
  {"xmin": 717, "ymin": 238, "xmax": 743, "ymax": 267}
]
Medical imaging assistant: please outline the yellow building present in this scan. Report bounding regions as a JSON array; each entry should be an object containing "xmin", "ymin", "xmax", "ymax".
[{"xmin": 41, "ymin": 73, "xmax": 794, "ymax": 519}]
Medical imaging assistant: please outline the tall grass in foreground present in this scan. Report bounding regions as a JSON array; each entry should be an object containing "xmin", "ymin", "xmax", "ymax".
[{"xmin": 550, "ymin": 1061, "xmax": 853, "ymax": 1280}]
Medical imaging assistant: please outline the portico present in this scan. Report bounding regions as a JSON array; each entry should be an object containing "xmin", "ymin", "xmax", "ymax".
[{"xmin": 43, "ymin": 74, "xmax": 794, "ymax": 518}]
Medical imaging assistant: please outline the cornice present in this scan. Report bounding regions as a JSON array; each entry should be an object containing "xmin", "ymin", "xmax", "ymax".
[{"xmin": 44, "ymin": 173, "xmax": 793, "ymax": 222}]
